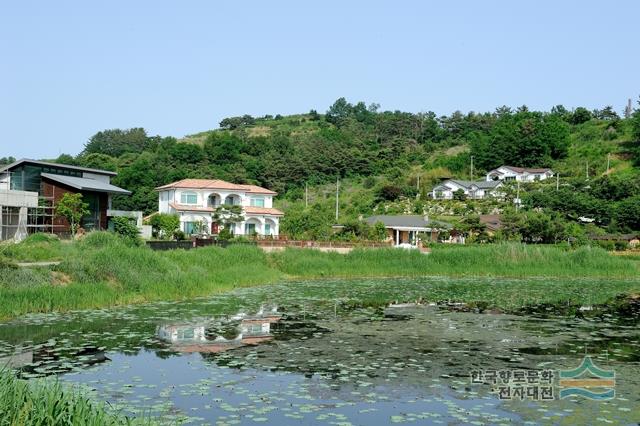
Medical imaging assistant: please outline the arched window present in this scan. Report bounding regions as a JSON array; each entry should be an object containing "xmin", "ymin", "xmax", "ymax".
[
  {"xmin": 180, "ymin": 192, "xmax": 198, "ymax": 204},
  {"xmin": 224, "ymin": 195, "xmax": 239, "ymax": 205}
]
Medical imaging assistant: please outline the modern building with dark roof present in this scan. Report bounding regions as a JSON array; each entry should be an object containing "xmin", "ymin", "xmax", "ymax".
[
  {"xmin": 0, "ymin": 159, "xmax": 134, "ymax": 237},
  {"xmin": 365, "ymin": 215, "xmax": 451, "ymax": 246}
]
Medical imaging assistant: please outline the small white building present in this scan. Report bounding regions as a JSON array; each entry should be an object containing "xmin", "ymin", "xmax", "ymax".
[
  {"xmin": 486, "ymin": 166, "xmax": 553, "ymax": 182},
  {"xmin": 156, "ymin": 179, "xmax": 283, "ymax": 236},
  {"xmin": 431, "ymin": 180, "xmax": 503, "ymax": 200}
]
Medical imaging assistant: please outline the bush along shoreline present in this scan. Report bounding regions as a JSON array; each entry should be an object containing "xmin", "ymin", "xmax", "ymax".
[
  {"xmin": 0, "ymin": 232, "xmax": 638, "ymax": 320},
  {"xmin": 0, "ymin": 369, "xmax": 144, "ymax": 425}
]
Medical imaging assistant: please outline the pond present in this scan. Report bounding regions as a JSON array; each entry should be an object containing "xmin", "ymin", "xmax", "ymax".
[{"xmin": 1, "ymin": 278, "xmax": 639, "ymax": 425}]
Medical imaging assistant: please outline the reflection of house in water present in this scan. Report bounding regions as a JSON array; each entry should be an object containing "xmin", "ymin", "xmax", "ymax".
[
  {"xmin": 156, "ymin": 306, "xmax": 281, "ymax": 354},
  {"xmin": 0, "ymin": 345, "xmax": 108, "ymax": 377}
]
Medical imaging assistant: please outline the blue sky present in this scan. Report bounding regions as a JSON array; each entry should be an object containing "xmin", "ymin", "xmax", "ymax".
[{"xmin": 1, "ymin": 1, "xmax": 638, "ymax": 159}]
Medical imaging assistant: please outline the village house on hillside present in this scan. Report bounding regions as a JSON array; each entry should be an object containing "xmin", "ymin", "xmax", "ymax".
[
  {"xmin": 0, "ymin": 159, "xmax": 139, "ymax": 240},
  {"xmin": 365, "ymin": 215, "xmax": 451, "ymax": 246},
  {"xmin": 486, "ymin": 166, "xmax": 554, "ymax": 182},
  {"xmin": 431, "ymin": 180, "xmax": 503, "ymax": 200},
  {"xmin": 156, "ymin": 179, "xmax": 283, "ymax": 236},
  {"xmin": 431, "ymin": 165, "xmax": 554, "ymax": 200}
]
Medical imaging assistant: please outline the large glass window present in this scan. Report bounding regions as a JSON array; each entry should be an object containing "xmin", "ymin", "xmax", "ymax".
[
  {"xmin": 250, "ymin": 197, "xmax": 265, "ymax": 207},
  {"xmin": 244, "ymin": 223, "xmax": 256, "ymax": 235},
  {"xmin": 180, "ymin": 192, "xmax": 198, "ymax": 204},
  {"xmin": 264, "ymin": 223, "xmax": 271, "ymax": 235},
  {"xmin": 184, "ymin": 221, "xmax": 198, "ymax": 234}
]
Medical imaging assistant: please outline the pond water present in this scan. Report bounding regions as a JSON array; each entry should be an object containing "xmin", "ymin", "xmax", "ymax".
[{"xmin": 1, "ymin": 278, "xmax": 639, "ymax": 425}]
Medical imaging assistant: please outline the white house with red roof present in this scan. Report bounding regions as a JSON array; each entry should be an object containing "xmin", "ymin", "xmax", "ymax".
[
  {"xmin": 155, "ymin": 179, "xmax": 283, "ymax": 236},
  {"xmin": 486, "ymin": 166, "xmax": 554, "ymax": 182}
]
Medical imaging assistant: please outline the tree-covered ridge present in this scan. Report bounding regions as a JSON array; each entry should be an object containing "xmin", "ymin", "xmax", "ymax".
[{"xmin": 43, "ymin": 98, "xmax": 640, "ymax": 236}]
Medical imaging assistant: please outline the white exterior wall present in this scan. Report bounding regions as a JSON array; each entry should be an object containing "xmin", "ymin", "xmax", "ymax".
[
  {"xmin": 432, "ymin": 181, "xmax": 499, "ymax": 200},
  {"xmin": 158, "ymin": 187, "xmax": 278, "ymax": 236},
  {"xmin": 486, "ymin": 167, "xmax": 552, "ymax": 182},
  {"xmin": 82, "ymin": 172, "xmax": 111, "ymax": 183},
  {"xmin": 0, "ymin": 172, "xmax": 10, "ymax": 191}
]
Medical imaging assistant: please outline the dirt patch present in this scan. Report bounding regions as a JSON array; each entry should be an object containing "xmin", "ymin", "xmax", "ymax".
[
  {"xmin": 444, "ymin": 144, "xmax": 469, "ymax": 156},
  {"xmin": 51, "ymin": 271, "xmax": 72, "ymax": 286},
  {"xmin": 247, "ymin": 126, "xmax": 271, "ymax": 137}
]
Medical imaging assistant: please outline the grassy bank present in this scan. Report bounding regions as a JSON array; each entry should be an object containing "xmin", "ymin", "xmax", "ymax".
[
  {"xmin": 272, "ymin": 243, "xmax": 639, "ymax": 279},
  {"xmin": 0, "ymin": 232, "xmax": 638, "ymax": 319},
  {"xmin": 0, "ymin": 370, "xmax": 141, "ymax": 425}
]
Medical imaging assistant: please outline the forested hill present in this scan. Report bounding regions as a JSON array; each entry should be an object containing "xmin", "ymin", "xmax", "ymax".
[{"xmin": 2, "ymin": 98, "xmax": 639, "ymax": 234}]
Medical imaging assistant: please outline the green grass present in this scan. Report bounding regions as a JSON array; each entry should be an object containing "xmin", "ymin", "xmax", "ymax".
[
  {"xmin": 0, "ymin": 370, "xmax": 142, "ymax": 425},
  {"xmin": 271, "ymin": 244, "xmax": 639, "ymax": 279},
  {"xmin": 0, "ymin": 232, "xmax": 638, "ymax": 319}
]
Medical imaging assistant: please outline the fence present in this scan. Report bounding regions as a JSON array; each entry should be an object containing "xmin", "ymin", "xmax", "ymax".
[{"xmin": 146, "ymin": 239, "xmax": 257, "ymax": 251}]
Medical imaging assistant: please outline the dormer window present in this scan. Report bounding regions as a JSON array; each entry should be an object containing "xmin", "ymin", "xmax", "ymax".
[{"xmin": 180, "ymin": 192, "xmax": 198, "ymax": 204}]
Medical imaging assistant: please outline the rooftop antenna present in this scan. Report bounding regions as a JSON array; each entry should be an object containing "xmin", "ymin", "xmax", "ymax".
[{"xmin": 624, "ymin": 98, "xmax": 633, "ymax": 118}]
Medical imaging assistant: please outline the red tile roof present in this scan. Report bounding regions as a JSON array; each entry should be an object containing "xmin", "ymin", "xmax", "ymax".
[
  {"xmin": 156, "ymin": 179, "xmax": 276, "ymax": 195},
  {"xmin": 244, "ymin": 206, "xmax": 284, "ymax": 216},
  {"xmin": 168, "ymin": 203, "xmax": 284, "ymax": 216},
  {"xmin": 169, "ymin": 203, "xmax": 215, "ymax": 212}
]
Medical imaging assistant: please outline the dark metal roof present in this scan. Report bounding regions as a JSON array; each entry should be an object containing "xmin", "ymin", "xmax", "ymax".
[
  {"xmin": 0, "ymin": 158, "xmax": 117, "ymax": 176},
  {"xmin": 365, "ymin": 215, "xmax": 452, "ymax": 230},
  {"xmin": 446, "ymin": 180, "xmax": 503, "ymax": 190},
  {"xmin": 41, "ymin": 173, "xmax": 131, "ymax": 195}
]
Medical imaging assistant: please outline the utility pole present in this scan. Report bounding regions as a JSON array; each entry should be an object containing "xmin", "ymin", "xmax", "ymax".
[
  {"xmin": 470, "ymin": 156, "xmax": 474, "ymax": 181},
  {"xmin": 416, "ymin": 175, "xmax": 420, "ymax": 199},
  {"xmin": 586, "ymin": 160, "xmax": 589, "ymax": 180},
  {"xmin": 305, "ymin": 182, "xmax": 308, "ymax": 208},
  {"xmin": 556, "ymin": 173, "xmax": 559, "ymax": 191},
  {"xmin": 335, "ymin": 176, "xmax": 339, "ymax": 222},
  {"xmin": 516, "ymin": 181, "xmax": 521, "ymax": 212},
  {"xmin": 607, "ymin": 153, "xmax": 611, "ymax": 174}
]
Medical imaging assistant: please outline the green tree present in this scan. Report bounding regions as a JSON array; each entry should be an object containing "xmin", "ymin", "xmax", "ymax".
[
  {"xmin": 0, "ymin": 156, "xmax": 16, "ymax": 166},
  {"xmin": 148, "ymin": 213, "xmax": 180, "ymax": 239},
  {"xmin": 55, "ymin": 193, "xmax": 89, "ymax": 236},
  {"xmin": 78, "ymin": 153, "xmax": 117, "ymax": 171},
  {"xmin": 111, "ymin": 216, "xmax": 141, "ymax": 245},
  {"xmin": 452, "ymin": 189, "xmax": 466, "ymax": 201},
  {"xmin": 213, "ymin": 204, "xmax": 244, "ymax": 235},
  {"xmin": 83, "ymin": 128, "xmax": 149, "ymax": 157},
  {"xmin": 615, "ymin": 196, "xmax": 640, "ymax": 231},
  {"xmin": 370, "ymin": 221, "xmax": 388, "ymax": 241},
  {"xmin": 631, "ymin": 105, "xmax": 640, "ymax": 166},
  {"xmin": 570, "ymin": 107, "xmax": 592, "ymax": 124}
]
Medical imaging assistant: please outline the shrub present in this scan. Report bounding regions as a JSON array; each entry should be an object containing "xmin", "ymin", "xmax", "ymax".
[
  {"xmin": 80, "ymin": 231, "xmax": 124, "ymax": 249},
  {"xmin": 22, "ymin": 233, "xmax": 60, "ymax": 244},
  {"xmin": 111, "ymin": 216, "xmax": 141, "ymax": 245},
  {"xmin": 149, "ymin": 213, "xmax": 180, "ymax": 239}
]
